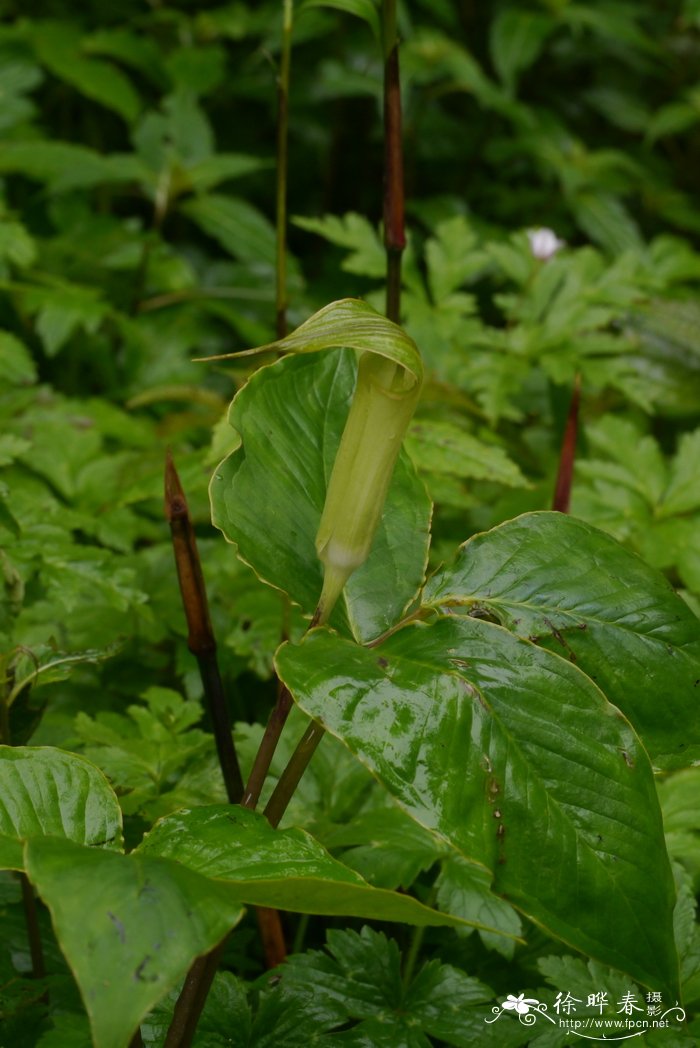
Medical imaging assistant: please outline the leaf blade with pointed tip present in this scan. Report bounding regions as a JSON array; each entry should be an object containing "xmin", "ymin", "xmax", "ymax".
[
  {"xmin": 25, "ymin": 838, "xmax": 244, "ymax": 1048},
  {"xmin": 137, "ymin": 805, "xmax": 496, "ymax": 932},
  {"xmin": 0, "ymin": 746, "xmax": 123, "ymax": 871},
  {"xmin": 276, "ymin": 617, "xmax": 678, "ymax": 996},
  {"xmin": 424, "ymin": 511, "xmax": 700, "ymax": 767}
]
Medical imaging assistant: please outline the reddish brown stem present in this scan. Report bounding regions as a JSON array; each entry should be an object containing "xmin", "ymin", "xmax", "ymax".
[
  {"xmin": 162, "ymin": 941, "xmax": 227, "ymax": 1048},
  {"xmin": 243, "ymin": 602, "xmax": 322, "ymax": 809},
  {"xmin": 552, "ymin": 374, "xmax": 581, "ymax": 514},
  {"xmin": 164, "ymin": 451, "xmax": 244, "ymax": 804},
  {"xmin": 383, "ymin": 40, "xmax": 405, "ymax": 324}
]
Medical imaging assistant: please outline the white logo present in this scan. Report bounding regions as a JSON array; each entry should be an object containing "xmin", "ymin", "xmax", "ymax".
[{"xmin": 485, "ymin": 990, "xmax": 686, "ymax": 1041}]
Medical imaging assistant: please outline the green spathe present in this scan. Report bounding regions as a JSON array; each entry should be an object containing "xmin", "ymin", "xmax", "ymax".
[{"xmin": 316, "ymin": 350, "xmax": 422, "ymax": 617}]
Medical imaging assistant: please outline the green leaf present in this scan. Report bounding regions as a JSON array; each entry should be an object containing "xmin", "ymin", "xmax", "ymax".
[
  {"xmin": 25, "ymin": 837, "xmax": 244, "ymax": 1048},
  {"xmin": 405, "ymin": 419, "xmax": 528, "ymax": 488},
  {"xmin": 138, "ymin": 805, "xmax": 483, "ymax": 931},
  {"xmin": 490, "ymin": 10, "xmax": 554, "ymax": 92},
  {"xmin": 185, "ymin": 153, "xmax": 272, "ymax": 194},
  {"xmin": 436, "ymin": 857, "xmax": 522, "ymax": 960},
  {"xmin": 141, "ymin": 972, "xmax": 250, "ymax": 1047},
  {"xmin": 21, "ymin": 284, "xmax": 109, "ymax": 357},
  {"xmin": 660, "ymin": 431, "xmax": 700, "ymax": 517},
  {"xmin": 181, "ymin": 194, "xmax": 277, "ymax": 267},
  {"xmin": 293, "ymin": 213, "xmax": 386, "ymax": 277},
  {"xmin": 210, "ymin": 350, "xmax": 430, "ymax": 642},
  {"xmin": 0, "ymin": 141, "xmax": 145, "ymax": 194},
  {"xmin": 278, "ymin": 927, "xmax": 527, "ymax": 1047},
  {"xmin": 277, "ymin": 616, "xmax": 678, "ymax": 994},
  {"xmin": 0, "ymin": 747, "xmax": 123, "ymax": 871},
  {"xmin": 30, "ymin": 20, "xmax": 141, "ymax": 123},
  {"xmin": 660, "ymin": 769, "xmax": 700, "ymax": 887},
  {"xmin": 425, "ymin": 511, "xmax": 700, "ymax": 767},
  {"xmin": 571, "ymin": 192, "xmax": 642, "ymax": 255},
  {"xmin": 300, "ymin": 0, "xmax": 380, "ymax": 40},
  {"xmin": 0, "ymin": 333, "xmax": 37, "ymax": 386},
  {"xmin": 319, "ymin": 805, "xmax": 445, "ymax": 890},
  {"xmin": 0, "ymin": 216, "xmax": 36, "ymax": 269}
]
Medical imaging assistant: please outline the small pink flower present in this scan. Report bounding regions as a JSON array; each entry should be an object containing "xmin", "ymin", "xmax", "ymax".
[{"xmin": 527, "ymin": 227, "xmax": 565, "ymax": 260}]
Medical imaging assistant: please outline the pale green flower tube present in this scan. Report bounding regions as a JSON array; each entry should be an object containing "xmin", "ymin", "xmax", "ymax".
[{"xmin": 315, "ymin": 350, "xmax": 422, "ymax": 620}]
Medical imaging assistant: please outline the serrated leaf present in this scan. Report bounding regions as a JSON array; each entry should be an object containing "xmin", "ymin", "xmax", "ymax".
[
  {"xmin": 21, "ymin": 284, "xmax": 109, "ymax": 357},
  {"xmin": 425, "ymin": 511, "xmax": 700, "ymax": 767},
  {"xmin": 436, "ymin": 856, "xmax": 522, "ymax": 960},
  {"xmin": 276, "ymin": 616, "xmax": 678, "ymax": 994},
  {"xmin": 0, "ymin": 747, "xmax": 123, "ymax": 871},
  {"xmin": 138, "ymin": 806, "xmax": 483, "ymax": 931},
  {"xmin": 25, "ymin": 837, "xmax": 244, "ymax": 1048},
  {"xmin": 293, "ymin": 213, "xmax": 386, "ymax": 277},
  {"xmin": 406, "ymin": 419, "xmax": 528, "ymax": 488},
  {"xmin": 660, "ymin": 431, "xmax": 700, "ymax": 517},
  {"xmin": 278, "ymin": 927, "xmax": 526, "ymax": 1047}
]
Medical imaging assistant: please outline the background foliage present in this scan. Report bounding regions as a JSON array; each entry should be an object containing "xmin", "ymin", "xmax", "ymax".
[{"xmin": 3, "ymin": 1, "xmax": 700, "ymax": 1044}]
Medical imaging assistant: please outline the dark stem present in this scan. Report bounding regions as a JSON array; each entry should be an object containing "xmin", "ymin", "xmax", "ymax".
[
  {"xmin": 552, "ymin": 373, "xmax": 581, "ymax": 514},
  {"xmin": 243, "ymin": 602, "xmax": 323, "ymax": 809},
  {"xmin": 263, "ymin": 720, "xmax": 326, "ymax": 828},
  {"xmin": 275, "ymin": 0, "xmax": 293, "ymax": 338},
  {"xmin": 164, "ymin": 454, "xmax": 287, "ymax": 1048},
  {"xmin": 129, "ymin": 1030, "xmax": 145, "ymax": 1048},
  {"xmin": 243, "ymin": 681, "xmax": 293, "ymax": 809},
  {"xmin": 382, "ymin": 0, "xmax": 405, "ymax": 325},
  {"xmin": 164, "ymin": 451, "xmax": 244, "ymax": 804},
  {"xmin": 19, "ymin": 872, "xmax": 45, "ymax": 981},
  {"xmin": 162, "ymin": 940, "xmax": 227, "ymax": 1048}
]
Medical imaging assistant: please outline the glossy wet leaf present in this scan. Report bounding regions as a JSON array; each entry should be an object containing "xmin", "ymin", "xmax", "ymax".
[
  {"xmin": 211, "ymin": 350, "xmax": 430, "ymax": 642},
  {"xmin": 424, "ymin": 511, "xmax": 700, "ymax": 767},
  {"xmin": 138, "ymin": 805, "xmax": 486, "ymax": 930},
  {"xmin": 0, "ymin": 747, "xmax": 123, "ymax": 871},
  {"xmin": 277, "ymin": 617, "xmax": 678, "ymax": 994},
  {"xmin": 25, "ymin": 837, "xmax": 244, "ymax": 1048}
]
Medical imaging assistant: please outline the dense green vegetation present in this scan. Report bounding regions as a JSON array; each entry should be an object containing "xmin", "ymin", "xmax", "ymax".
[{"xmin": 4, "ymin": 2, "xmax": 700, "ymax": 1045}]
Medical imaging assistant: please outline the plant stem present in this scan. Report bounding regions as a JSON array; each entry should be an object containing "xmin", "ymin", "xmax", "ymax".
[
  {"xmin": 164, "ymin": 451, "xmax": 244, "ymax": 804},
  {"xmin": 382, "ymin": 0, "xmax": 405, "ymax": 325},
  {"xmin": 276, "ymin": 0, "xmax": 294, "ymax": 338},
  {"xmin": 552, "ymin": 373, "xmax": 581, "ymax": 514},
  {"xmin": 129, "ymin": 1030, "xmax": 145, "ymax": 1048},
  {"xmin": 401, "ymin": 923, "xmax": 425, "ymax": 989},
  {"xmin": 164, "ymin": 455, "xmax": 286, "ymax": 1048},
  {"xmin": 19, "ymin": 872, "xmax": 45, "ymax": 981},
  {"xmin": 257, "ymin": 0, "xmax": 409, "ymax": 837},
  {"xmin": 243, "ymin": 602, "xmax": 324, "ymax": 810},
  {"xmin": 162, "ymin": 940, "xmax": 227, "ymax": 1048},
  {"xmin": 263, "ymin": 719, "xmax": 325, "ymax": 828}
]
